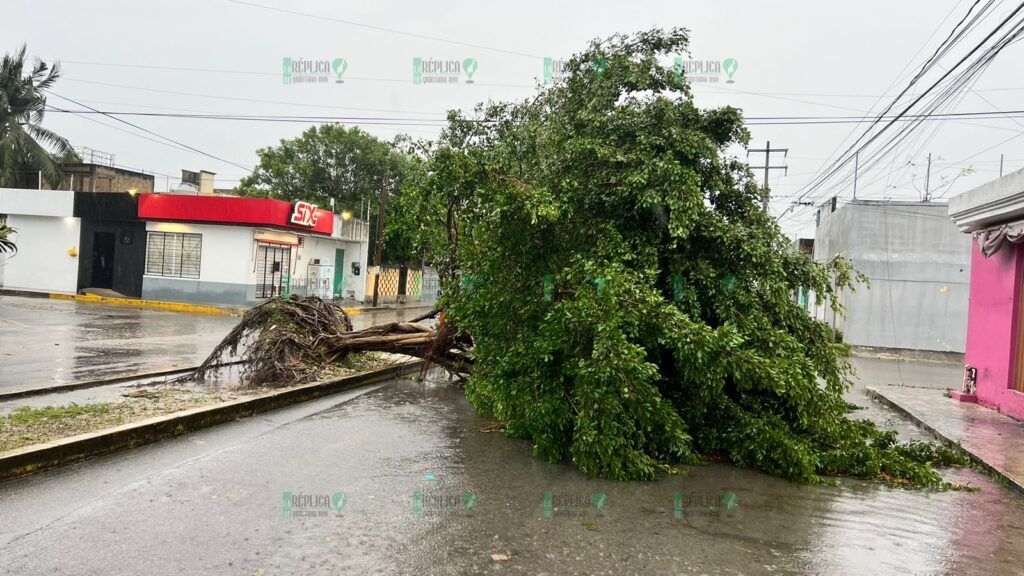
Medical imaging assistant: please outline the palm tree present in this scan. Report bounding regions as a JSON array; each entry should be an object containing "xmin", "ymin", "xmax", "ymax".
[
  {"xmin": 0, "ymin": 222, "xmax": 16, "ymax": 254},
  {"xmin": 0, "ymin": 45, "xmax": 74, "ymax": 188}
]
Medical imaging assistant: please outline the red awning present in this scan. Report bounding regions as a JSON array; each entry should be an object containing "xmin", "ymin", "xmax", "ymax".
[{"xmin": 137, "ymin": 193, "xmax": 334, "ymax": 236}]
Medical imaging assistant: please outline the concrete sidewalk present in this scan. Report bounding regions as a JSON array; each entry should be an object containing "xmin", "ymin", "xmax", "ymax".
[
  {"xmin": 846, "ymin": 356, "xmax": 1024, "ymax": 493},
  {"xmin": 867, "ymin": 384, "xmax": 1024, "ymax": 494}
]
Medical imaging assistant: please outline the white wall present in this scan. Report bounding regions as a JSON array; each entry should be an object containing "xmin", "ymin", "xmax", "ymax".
[
  {"xmin": 0, "ymin": 188, "xmax": 74, "ymax": 217},
  {"xmin": 146, "ymin": 221, "xmax": 255, "ymax": 285},
  {"xmin": 0, "ymin": 214, "xmax": 81, "ymax": 294},
  {"xmin": 298, "ymin": 236, "xmax": 368, "ymax": 300}
]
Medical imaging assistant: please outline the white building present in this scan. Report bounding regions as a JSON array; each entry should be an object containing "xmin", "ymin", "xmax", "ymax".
[{"xmin": 0, "ymin": 188, "xmax": 371, "ymax": 307}]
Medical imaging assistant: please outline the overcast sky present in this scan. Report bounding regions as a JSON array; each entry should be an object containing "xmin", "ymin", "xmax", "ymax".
[{"xmin": 6, "ymin": 0, "xmax": 1023, "ymax": 238}]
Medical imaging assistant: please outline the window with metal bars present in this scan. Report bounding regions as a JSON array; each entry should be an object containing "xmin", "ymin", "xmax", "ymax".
[{"xmin": 145, "ymin": 232, "xmax": 202, "ymax": 279}]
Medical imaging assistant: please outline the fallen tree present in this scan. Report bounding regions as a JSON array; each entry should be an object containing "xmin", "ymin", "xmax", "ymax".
[
  {"xmin": 189, "ymin": 29, "xmax": 968, "ymax": 488},
  {"xmin": 384, "ymin": 28, "xmax": 967, "ymax": 487}
]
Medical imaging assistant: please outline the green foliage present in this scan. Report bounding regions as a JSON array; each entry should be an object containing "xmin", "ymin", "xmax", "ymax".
[
  {"xmin": 0, "ymin": 222, "xmax": 15, "ymax": 254},
  {"xmin": 403, "ymin": 28, "xmax": 960, "ymax": 486},
  {"xmin": 0, "ymin": 45, "xmax": 75, "ymax": 188},
  {"xmin": 239, "ymin": 124, "xmax": 417, "ymax": 263}
]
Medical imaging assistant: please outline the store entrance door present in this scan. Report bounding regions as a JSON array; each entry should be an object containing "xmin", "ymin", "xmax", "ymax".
[
  {"xmin": 90, "ymin": 231, "xmax": 115, "ymax": 289},
  {"xmin": 333, "ymin": 249, "xmax": 345, "ymax": 298},
  {"xmin": 256, "ymin": 243, "xmax": 291, "ymax": 298}
]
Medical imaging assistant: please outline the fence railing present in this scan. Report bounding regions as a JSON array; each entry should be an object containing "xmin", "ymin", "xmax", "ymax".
[{"xmin": 362, "ymin": 266, "xmax": 439, "ymax": 304}]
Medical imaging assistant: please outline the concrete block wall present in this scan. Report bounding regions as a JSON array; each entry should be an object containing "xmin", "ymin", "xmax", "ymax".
[{"xmin": 812, "ymin": 200, "xmax": 971, "ymax": 353}]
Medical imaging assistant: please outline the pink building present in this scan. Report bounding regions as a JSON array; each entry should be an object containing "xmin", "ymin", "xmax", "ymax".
[{"xmin": 949, "ymin": 170, "xmax": 1024, "ymax": 419}]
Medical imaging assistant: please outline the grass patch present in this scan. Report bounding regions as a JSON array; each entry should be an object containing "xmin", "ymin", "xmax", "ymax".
[
  {"xmin": 7, "ymin": 402, "xmax": 113, "ymax": 426},
  {"xmin": 0, "ymin": 389, "xmax": 229, "ymax": 453}
]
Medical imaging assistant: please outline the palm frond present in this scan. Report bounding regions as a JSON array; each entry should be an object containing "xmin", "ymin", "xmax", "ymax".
[
  {"xmin": 0, "ymin": 223, "xmax": 17, "ymax": 255},
  {"xmin": 0, "ymin": 45, "xmax": 72, "ymax": 188}
]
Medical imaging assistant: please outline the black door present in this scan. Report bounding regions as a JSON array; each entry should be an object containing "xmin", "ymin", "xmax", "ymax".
[{"xmin": 90, "ymin": 232, "xmax": 116, "ymax": 289}]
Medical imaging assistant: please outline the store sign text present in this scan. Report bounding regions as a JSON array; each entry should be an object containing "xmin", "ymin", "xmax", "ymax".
[{"xmin": 289, "ymin": 201, "xmax": 320, "ymax": 227}]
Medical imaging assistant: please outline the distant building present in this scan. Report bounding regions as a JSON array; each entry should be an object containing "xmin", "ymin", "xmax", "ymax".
[
  {"xmin": 948, "ymin": 168, "xmax": 1024, "ymax": 418},
  {"xmin": 0, "ymin": 188, "xmax": 370, "ymax": 306},
  {"xmin": 812, "ymin": 199, "xmax": 971, "ymax": 354},
  {"xmin": 20, "ymin": 162, "xmax": 155, "ymax": 194}
]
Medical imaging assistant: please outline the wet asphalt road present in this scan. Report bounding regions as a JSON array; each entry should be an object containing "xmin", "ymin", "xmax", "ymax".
[
  {"xmin": 3, "ymin": 363, "xmax": 1024, "ymax": 575},
  {"xmin": 0, "ymin": 295, "xmax": 428, "ymax": 393}
]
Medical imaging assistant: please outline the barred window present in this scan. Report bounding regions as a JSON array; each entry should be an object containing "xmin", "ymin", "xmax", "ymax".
[{"xmin": 145, "ymin": 232, "xmax": 202, "ymax": 279}]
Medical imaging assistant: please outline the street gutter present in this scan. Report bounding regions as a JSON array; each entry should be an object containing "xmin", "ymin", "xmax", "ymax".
[
  {"xmin": 0, "ymin": 359, "xmax": 423, "ymax": 482},
  {"xmin": 0, "ymin": 362, "xmax": 246, "ymax": 401}
]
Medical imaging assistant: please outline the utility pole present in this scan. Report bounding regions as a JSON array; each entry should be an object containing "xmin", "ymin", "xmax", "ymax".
[
  {"xmin": 853, "ymin": 151, "xmax": 859, "ymax": 200},
  {"xmin": 1001, "ymin": 153, "xmax": 1005, "ymax": 177},
  {"xmin": 371, "ymin": 173, "xmax": 390, "ymax": 308},
  {"xmin": 923, "ymin": 153, "xmax": 932, "ymax": 201},
  {"xmin": 748, "ymin": 141, "xmax": 789, "ymax": 211}
]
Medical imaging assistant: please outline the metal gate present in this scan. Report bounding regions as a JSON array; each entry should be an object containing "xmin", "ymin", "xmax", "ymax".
[{"xmin": 255, "ymin": 243, "xmax": 291, "ymax": 298}]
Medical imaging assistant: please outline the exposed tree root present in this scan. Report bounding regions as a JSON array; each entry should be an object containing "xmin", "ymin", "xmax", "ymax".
[{"xmin": 182, "ymin": 296, "xmax": 471, "ymax": 386}]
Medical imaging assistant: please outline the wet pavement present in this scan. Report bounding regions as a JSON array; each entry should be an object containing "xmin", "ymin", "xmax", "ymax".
[
  {"xmin": 3, "ymin": 362, "xmax": 1024, "ymax": 575},
  {"xmin": 0, "ymin": 295, "xmax": 431, "ymax": 394},
  {"xmin": 868, "ymin": 384, "xmax": 1024, "ymax": 495}
]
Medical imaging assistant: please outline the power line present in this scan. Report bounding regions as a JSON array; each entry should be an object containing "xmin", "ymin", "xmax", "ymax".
[
  {"xmin": 786, "ymin": 0, "xmax": 1003, "ymax": 207},
  {"xmin": 45, "ymin": 92, "xmax": 253, "ymax": 172},
  {"xmin": 782, "ymin": 0, "xmax": 1024, "ymax": 217},
  {"xmin": 60, "ymin": 77, "xmax": 446, "ymax": 117},
  {"xmin": 42, "ymin": 105, "xmax": 1024, "ymax": 127},
  {"xmin": 224, "ymin": 0, "xmax": 544, "ymax": 59}
]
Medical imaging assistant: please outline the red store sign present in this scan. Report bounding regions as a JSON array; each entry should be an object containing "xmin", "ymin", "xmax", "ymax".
[
  {"xmin": 289, "ymin": 201, "xmax": 319, "ymax": 227},
  {"xmin": 137, "ymin": 193, "xmax": 334, "ymax": 235}
]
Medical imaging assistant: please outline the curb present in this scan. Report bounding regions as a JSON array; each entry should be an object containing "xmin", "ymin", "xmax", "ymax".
[
  {"xmin": 0, "ymin": 360, "xmax": 423, "ymax": 482},
  {"xmin": 0, "ymin": 362, "xmax": 245, "ymax": 402},
  {"xmin": 865, "ymin": 387, "xmax": 1024, "ymax": 496},
  {"xmin": 1, "ymin": 288, "xmax": 434, "ymax": 317},
  {"xmin": 48, "ymin": 293, "xmax": 241, "ymax": 316}
]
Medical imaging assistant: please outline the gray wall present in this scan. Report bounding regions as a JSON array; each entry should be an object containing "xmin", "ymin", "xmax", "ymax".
[
  {"xmin": 142, "ymin": 276, "xmax": 251, "ymax": 307},
  {"xmin": 812, "ymin": 200, "xmax": 971, "ymax": 353}
]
